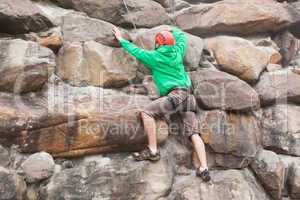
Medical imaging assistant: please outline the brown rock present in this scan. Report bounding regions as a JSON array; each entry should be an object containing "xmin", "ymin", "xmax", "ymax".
[
  {"xmin": 198, "ymin": 110, "xmax": 261, "ymax": 167},
  {"xmin": 288, "ymin": 165, "xmax": 300, "ymax": 199},
  {"xmin": 273, "ymin": 30, "xmax": 300, "ymax": 66},
  {"xmin": 286, "ymin": 1, "xmax": 300, "ymax": 38},
  {"xmin": 56, "ymin": 41, "xmax": 138, "ymax": 87},
  {"xmin": 38, "ymin": 35, "xmax": 63, "ymax": 53},
  {"xmin": 21, "ymin": 152, "xmax": 55, "ymax": 183},
  {"xmin": 279, "ymin": 155, "xmax": 300, "ymax": 198},
  {"xmin": 262, "ymin": 104, "xmax": 300, "ymax": 156},
  {"xmin": 0, "ymin": 167, "xmax": 26, "ymax": 200},
  {"xmin": 0, "ymin": 146, "xmax": 10, "ymax": 168},
  {"xmin": 61, "ymin": 12, "xmax": 131, "ymax": 47},
  {"xmin": 251, "ymin": 149, "xmax": 285, "ymax": 200},
  {"xmin": 51, "ymin": 0, "xmax": 170, "ymax": 28},
  {"xmin": 0, "ymin": 39, "xmax": 55, "ymax": 93},
  {"xmin": 190, "ymin": 70, "xmax": 260, "ymax": 111},
  {"xmin": 0, "ymin": 0, "xmax": 53, "ymax": 34},
  {"xmin": 142, "ymin": 76, "xmax": 160, "ymax": 100},
  {"xmin": 134, "ymin": 25, "xmax": 204, "ymax": 71},
  {"xmin": 0, "ymin": 82, "xmax": 169, "ymax": 157},
  {"xmin": 266, "ymin": 64, "xmax": 282, "ymax": 72},
  {"xmin": 33, "ymin": 1, "xmax": 75, "ymax": 26},
  {"xmin": 174, "ymin": 0, "xmax": 292, "ymax": 36},
  {"xmin": 41, "ymin": 154, "xmax": 173, "ymax": 200},
  {"xmin": 167, "ymin": 169, "xmax": 272, "ymax": 200},
  {"xmin": 255, "ymin": 70, "xmax": 300, "ymax": 105},
  {"xmin": 205, "ymin": 36, "xmax": 273, "ymax": 83}
]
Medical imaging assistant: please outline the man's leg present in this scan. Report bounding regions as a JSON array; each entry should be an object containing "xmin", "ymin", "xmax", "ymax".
[
  {"xmin": 133, "ymin": 96, "xmax": 173, "ymax": 161},
  {"xmin": 141, "ymin": 112, "xmax": 157, "ymax": 153},
  {"xmin": 181, "ymin": 111, "xmax": 210, "ymax": 181},
  {"xmin": 191, "ymin": 134, "xmax": 208, "ymax": 170}
]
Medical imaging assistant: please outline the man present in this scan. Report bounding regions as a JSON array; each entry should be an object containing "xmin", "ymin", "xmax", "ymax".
[{"xmin": 113, "ymin": 26, "xmax": 210, "ymax": 182}]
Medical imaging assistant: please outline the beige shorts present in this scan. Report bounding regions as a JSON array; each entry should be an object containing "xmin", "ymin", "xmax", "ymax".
[{"xmin": 142, "ymin": 88, "xmax": 199, "ymax": 139}]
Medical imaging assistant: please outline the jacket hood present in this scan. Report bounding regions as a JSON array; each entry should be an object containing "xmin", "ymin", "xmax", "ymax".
[{"xmin": 156, "ymin": 45, "xmax": 182, "ymax": 69}]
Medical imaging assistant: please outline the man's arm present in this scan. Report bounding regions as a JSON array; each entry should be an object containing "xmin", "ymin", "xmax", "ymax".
[
  {"xmin": 113, "ymin": 26, "xmax": 156, "ymax": 70},
  {"xmin": 172, "ymin": 28, "xmax": 188, "ymax": 58},
  {"xmin": 119, "ymin": 39, "xmax": 157, "ymax": 70}
]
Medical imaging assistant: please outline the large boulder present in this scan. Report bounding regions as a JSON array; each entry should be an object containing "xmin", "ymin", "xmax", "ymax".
[
  {"xmin": 40, "ymin": 154, "xmax": 173, "ymax": 200},
  {"xmin": 0, "ymin": 167, "xmax": 26, "ymax": 200},
  {"xmin": 262, "ymin": 104, "xmax": 300, "ymax": 156},
  {"xmin": 273, "ymin": 30, "xmax": 300, "ymax": 66},
  {"xmin": 255, "ymin": 70, "xmax": 300, "ymax": 106},
  {"xmin": 167, "ymin": 169, "xmax": 271, "ymax": 200},
  {"xmin": 205, "ymin": 36, "xmax": 280, "ymax": 83},
  {"xmin": 198, "ymin": 110, "xmax": 261, "ymax": 168},
  {"xmin": 287, "ymin": 1, "xmax": 300, "ymax": 38},
  {"xmin": 134, "ymin": 25, "xmax": 204, "ymax": 71},
  {"xmin": 279, "ymin": 155, "xmax": 300, "ymax": 198},
  {"xmin": 154, "ymin": 0, "xmax": 190, "ymax": 12},
  {"xmin": 190, "ymin": 70, "xmax": 260, "ymax": 111},
  {"xmin": 288, "ymin": 165, "xmax": 300, "ymax": 199},
  {"xmin": 0, "ymin": 39, "xmax": 55, "ymax": 93},
  {"xmin": 21, "ymin": 152, "xmax": 55, "ymax": 183},
  {"xmin": 251, "ymin": 149, "xmax": 285, "ymax": 200},
  {"xmin": 34, "ymin": 1, "xmax": 75, "ymax": 26},
  {"xmin": 61, "ymin": 12, "xmax": 131, "ymax": 47},
  {"xmin": 0, "ymin": 146, "xmax": 10, "ymax": 168},
  {"xmin": 56, "ymin": 41, "xmax": 138, "ymax": 87},
  {"xmin": 0, "ymin": 0, "xmax": 53, "ymax": 34},
  {"xmin": 0, "ymin": 81, "xmax": 169, "ymax": 157},
  {"xmin": 51, "ymin": 0, "xmax": 170, "ymax": 28},
  {"xmin": 174, "ymin": 0, "xmax": 292, "ymax": 36}
]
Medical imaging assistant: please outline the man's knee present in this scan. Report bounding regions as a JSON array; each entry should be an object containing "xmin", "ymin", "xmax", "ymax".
[
  {"xmin": 190, "ymin": 133, "xmax": 200, "ymax": 142},
  {"xmin": 141, "ymin": 111, "xmax": 155, "ymax": 120}
]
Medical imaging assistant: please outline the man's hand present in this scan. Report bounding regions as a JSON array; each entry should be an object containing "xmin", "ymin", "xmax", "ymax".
[{"xmin": 113, "ymin": 26, "xmax": 123, "ymax": 41}]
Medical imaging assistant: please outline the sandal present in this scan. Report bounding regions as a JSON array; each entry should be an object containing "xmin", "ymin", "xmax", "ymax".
[
  {"xmin": 196, "ymin": 168, "xmax": 211, "ymax": 182},
  {"xmin": 133, "ymin": 147, "xmax": 160, "ymax": 162}
]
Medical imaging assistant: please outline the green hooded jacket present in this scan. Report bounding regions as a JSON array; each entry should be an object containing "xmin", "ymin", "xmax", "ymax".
[{"xmin": 120, "ymin": 28, "xmax": 191, "ymax": 96}]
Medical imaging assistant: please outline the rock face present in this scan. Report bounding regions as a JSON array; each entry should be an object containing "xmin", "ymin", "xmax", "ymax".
[
  {"xmin": 61, "ymin": 12, "xmax": 131, "ymax": 47},
  {"xmin": 51, "ymin": 0, "xmax": 170, "ymax": 28},
  {"xmin": 21, "ymin": 152, "xmax": 55, "ymax": 183},
  {"xmin": 251, "ymin": 149, "xmax": 285, "ymax": 200},
  {"xmin": 190, "ymin": 70, "xmax": 260, "ymax": 111},
  {"xmin": 198, "ymin": 110, "xmax": 261, "ymax": 168},
  {"xmin": 134, "ymin": 25, "xmax": 204, "ymax": 71},
  {"xmin": 40, "ymin": 154, "xmax": 173, "ymax": 200},
  {"xmin": 167, "ymin": 169, "xmax": 271, "ymax": 200},
  {"xmin": 0, "ymin": 39, "xmax": 55, "ymax": 93},
  {"xmin": 287, "ymin": 1, "xmax": 300, "ymax": 38},
  {"xmin": 0, "ymin": 82, "xmax": 169, "ymax": 157},
  {"xmin": 0, "ymin": 167, "xmax": 26, "ymax": 200},
  {"xmin": 0, "ymin": 0, "xmax": 53, "ymax": 34},
  {"xmin": 175, "ymin": 0, "xmax": 292, "ymax": 36},
  {"xmin": 288, "ymin": 165, "xmax": 300, "ymax": 199},
  {"xmin": 0, "ymin": 145, "xmax": 10, "ymax": 167},
  {"xmin": 205, "ymin": 36, "xmax": 278, "ymax": 83},
  {"xmin": 1, "ymin": 0, "xmax": 300, "ymax": 199},
  {"xmin": 255, "ymin": 70, "xmax": 300, "ymax": 105},
  {"xmin": 262, "ymin": 104, "xmax": 300, "ymax": 156},
  {"xmin": 56, "ymin": 41, "xmax": 138, "ymax": 87},
  {"xmin": 273, "ymin": 30, "xmax": 300, "ymax": 66}
]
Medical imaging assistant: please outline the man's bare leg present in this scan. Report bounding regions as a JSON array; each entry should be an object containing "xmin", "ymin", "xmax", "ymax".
[
  {"xmin": 141, "ymin": 112, "xmax": 157, "ymax": 153},
  {"xmin": 192, "ymin": 151, "xmax": 201, "ymax": 169},
  {"xmin": 191, "ymin": 134, "xmax": 208, "ymax": 170}
]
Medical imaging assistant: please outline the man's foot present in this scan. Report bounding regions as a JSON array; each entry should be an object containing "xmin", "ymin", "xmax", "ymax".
[
  {"xmin": 196, "ymin": 168, "xmax": 211, "ymax": 182},
  {"xmin": 133, "ymin": 147, "xmax": 160, "ymax": 162}
]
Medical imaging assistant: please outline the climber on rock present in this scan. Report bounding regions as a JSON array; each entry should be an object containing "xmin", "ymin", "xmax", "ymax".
[{"xmin": 113, "ymin": 26, "xmax": 211, "ymax": 182}]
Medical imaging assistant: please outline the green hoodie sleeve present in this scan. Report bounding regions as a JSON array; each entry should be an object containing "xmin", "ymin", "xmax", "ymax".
[
  {"xmin": 120, "ymin": 39, "xmax": 157, "ymax": 70},
  {"xmin": 172, "ymin": 28, "xmax": 188, "ymax": 58}
]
